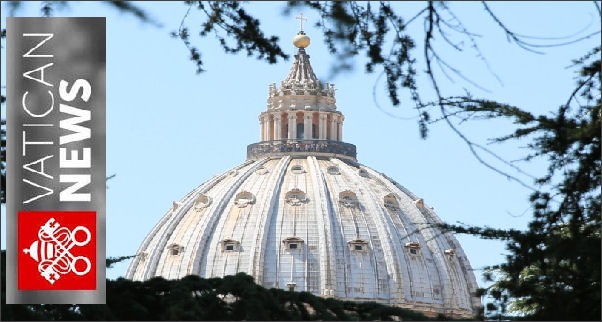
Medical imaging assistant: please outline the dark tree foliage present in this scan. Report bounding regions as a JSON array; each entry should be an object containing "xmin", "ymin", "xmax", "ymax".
[
  {"xmin": 3, "ymin": 1, "xmax": 158, "ymax": 23},
  {"xmin": 173, "ymin": 1, "xmax": 289, "ymax": 73},
  {"xmin": 1, "ymin": 1, "xmax": 601, "ymax": 320},
  {"xmin": 1, "ymin": 119, "xmax": 5, "ymax": 204},
  {"xmin": 0, "ymin": 251, "xmax": 439, "ymax": 321},
  {"xmin": 431, "ymin": 46, "xmax": 601, "ymax": 320}
]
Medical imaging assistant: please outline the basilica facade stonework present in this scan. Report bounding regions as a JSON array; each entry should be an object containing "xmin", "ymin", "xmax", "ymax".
[{"xmin": 126, "ymin": 28, "xmax": 482, "ymax": 319}]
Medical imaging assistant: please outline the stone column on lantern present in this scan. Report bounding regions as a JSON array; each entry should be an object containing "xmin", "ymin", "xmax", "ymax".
[
  {"xmin": 319, "ymin": 113, "xmax": 327, "ymax": 140},
  {"xmin": 330, "ymin": 115, "xmax": 338, "ymax": 140},
  {"xmin": 274, "ymin": 114, "xmax": 282, "ymax": 140},
  {"xmin": 338, "ymin": 116, "xmax": 343, "ymax": 141},
  {"xmin": 288, "ymin": 113, "xmax": 297, "ymax": 140},
  {"xmin": 304, "ymin": 112, "xmax": 312, "ymax": 140},
  {"xmin": 259, "ymin": 115, "xmax": 265, "ymax": 141}
]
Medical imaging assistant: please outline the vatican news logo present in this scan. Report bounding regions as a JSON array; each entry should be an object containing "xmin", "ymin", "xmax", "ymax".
[{"xmin": 18, "ymin": 211, "xmax": 97, "ymax": 290}]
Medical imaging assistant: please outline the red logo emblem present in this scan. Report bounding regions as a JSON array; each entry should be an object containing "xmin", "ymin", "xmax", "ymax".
[{"xmin": 18, "ymin": 211, "xmax": 96, "ymax": 290}]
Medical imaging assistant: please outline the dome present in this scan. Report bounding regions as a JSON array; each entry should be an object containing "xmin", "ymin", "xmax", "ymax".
[{"xmin": 126, "ymin": 29, "xmax": 481, "ymax": 319}]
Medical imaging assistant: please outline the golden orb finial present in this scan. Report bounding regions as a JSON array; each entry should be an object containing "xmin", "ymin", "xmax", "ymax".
[{"xmin": 293, "ymin": 33, "xmax": 310, "ymax": 48}]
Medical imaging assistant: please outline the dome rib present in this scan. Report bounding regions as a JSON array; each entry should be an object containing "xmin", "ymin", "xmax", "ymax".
[
  {"xmin": 195, "ymin": 159, "xmax": 269, "ymax": 277},
  {"xmin": 249, "ymin": 156, "xmax": 291, "ymax": 281},
  {"xmin": 307, "ymin": 156, "xmax": 335, "ymax": 294},
  {"xmin": 128, "ymin": 168, "xmax": 229, "ymax": 280},
  {"xmin": 357, "ymin": 164, "xmax": 432, "ymax": 302},
  {"xmin": 349, "ymin": 166, "xmax": 409, "ymax": 301},
  {"xmin": 362, "ymin": 163, "xmax": 478, "ymax": 311},
  {"xmin": 335, "ymin": 159, "xmax": 391, "ymax": 300},
  {"xmin": 164, "ymin": 161, "xmax": 258, "ymax": 279}
]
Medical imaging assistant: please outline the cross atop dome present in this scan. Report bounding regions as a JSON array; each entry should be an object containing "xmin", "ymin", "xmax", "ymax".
[{"xmin": 296, "ymin": 12, "xmax": 307, "ymax": 32}]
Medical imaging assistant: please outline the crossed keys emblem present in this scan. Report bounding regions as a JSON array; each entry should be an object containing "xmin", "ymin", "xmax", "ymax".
[{"xmin": 22, "ymin": 218, "xmax": 92, "ymax": 284}]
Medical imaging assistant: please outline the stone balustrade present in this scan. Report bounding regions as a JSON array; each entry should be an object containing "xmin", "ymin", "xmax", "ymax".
[{"xmin": 247, "ymin": 139, "xmax": 357, "ymax": 161}]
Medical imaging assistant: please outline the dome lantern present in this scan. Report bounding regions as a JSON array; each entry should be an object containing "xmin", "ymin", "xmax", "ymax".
[{"xmin": 250, "ymin": 19, "xmax": 354, "ymax": 161}]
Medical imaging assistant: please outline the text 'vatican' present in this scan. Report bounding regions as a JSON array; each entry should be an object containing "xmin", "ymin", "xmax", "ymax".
[{"xmin": 20, "ymin": 33, "xmax": 93, "ymax": 204}]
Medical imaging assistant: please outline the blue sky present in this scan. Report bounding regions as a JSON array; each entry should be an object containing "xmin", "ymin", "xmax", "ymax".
[{"xmin": 2, "ymin": 1, "xmax": 600, "ymax": 288}]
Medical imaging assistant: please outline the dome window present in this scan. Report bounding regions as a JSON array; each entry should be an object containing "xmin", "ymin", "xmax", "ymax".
[
  {"xmin": 414, "ymin": 198, "xmax": 425, "ymax": 208},
  {"xmin": 405, "ymin": 241, "xmax": 421, "ymax": 255},
  {"xmin": 339, "ymin": 190, "xmax": 358, "ymax": 208},
  {"xmin": 221, "ymin": 239, "xmax": 240, "ymax": 252},
  {"xmin": 282, "ymin": 237, "xmax": 304, "ymax": 251},
  {"xmin": 137, "ymin": 251, "xmax": 148, "ymax": 261},
  {"xmin": 255, "ymin": 166, "xmax": 269, "ymax": 175},
  {"xmin": 358, "ymin": 168, "xmax": 370, "ymax": 178},
  {"xmin": 167, "ymin": 244, "xmax": 184, "ymax": 256},
  {"xmin": 286, "ymin": 282, "xmax": 297, "ymax": 292},
  {"xmin": 383, "ymin": 193, "xmax": 400, "ymax": 210},
  {"xmin": 291, "ymin": 164, "xmax": 305, "ymax": 174},
  {"xmin": 327, "ymin": 166, "xmax": 340, "ymax": 175},
  {"xmin": 234, "ymin": 191, "xmax": 256, "ymax": 208},
  {"xmin": 193, "ymin": 193, "xmax": 212, "ymax": 210},
  {"xmin": 348, "ymin": 239, "xmax": 369, "ymax": 252},
  {"xmin": 229, "ymin": 170, "xmax": 239, "ymax": 176},
  {"xmin": 412, "ymin": 291, "xmax": 425, "ymax": 298},
  {"xmin": 444, "ymin": 249, "xmax": 456, "ymax": 257},
  {"xmin": 285, "ymin": 188, "xmax": 308, "ymax": 206}
]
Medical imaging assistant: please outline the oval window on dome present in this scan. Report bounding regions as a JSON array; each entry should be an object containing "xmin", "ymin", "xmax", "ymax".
[
  {"xmin": 414, "ymin": 198, "xmax": 425, "ymax": 208},
  {"xmin": 339, "ymin": 190, "xmax": 358, "ymax": 208},
  {"xmin": 229, "ymin": 170, "xmax": 239, "ymax": 177},
  {"xmin": 167, "ymin": 243, "xmax": 184, "ymax": 256},
  {"xmin": 255, "ymin": 166, "xmax": 269, "ymax": 175},
  {"xmin": 193, "ymin": 193, "xmax": 212, "ymax": 210},
  {"xmin": 285, "ymin": 188, "xmax": 308, "ymax": 206},
  {"xmin": 327, "ymin": 166, "xmax": 340, "ymax": 175},
  {"xmin": 383, "ymin": 193, "xmax": 399, "ymax": 210},
  {"xmin": 138, "ymin": 251, "xmax": 148, "ymax": 261},
  {"xmin": 234, "ymin": 191, "xmax": 256, "ymax": 208},
  {"xmin": 291, "ymin": 164, "xmax": 304, "ymax": 174}
]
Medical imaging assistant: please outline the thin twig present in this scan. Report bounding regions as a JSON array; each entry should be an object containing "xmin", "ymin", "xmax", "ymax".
[{"xmin": 425, "ymin": 2, "xmax": 537, "ymax": 192}]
